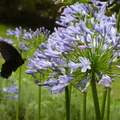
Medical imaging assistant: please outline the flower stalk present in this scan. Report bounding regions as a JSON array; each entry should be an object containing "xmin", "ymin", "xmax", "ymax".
[
  {"xmin": 16, "ymin": 65, "xmax": 22, "ymax": 120},
  {"xmin": 82, "ymin": 93, "xmax": 87, "ymax": 120},
  {"xmin": 38, "ymin": 74, "xmax": 42, "ymax": 120},
  {"xmin": 91, "ymin": 71, "xmax": 101, "ymax": 120},
  {"xmin": 65, "ymin": 86, "xmax": 70, "ymax": 120},
  {"xmin": 106, "ymin": 88, "xmax": 111, "ymax": 120},
  {"xmin": 101, "ymin": 87, "xmax": 107, "ymax": 120}
]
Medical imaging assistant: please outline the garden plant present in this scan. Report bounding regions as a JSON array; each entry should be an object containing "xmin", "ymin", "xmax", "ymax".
[{"xmin": 0, "ymin": 0, "xmax": 120, "ymax": 120}]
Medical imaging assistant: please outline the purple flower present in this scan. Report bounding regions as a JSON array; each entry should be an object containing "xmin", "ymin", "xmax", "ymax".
[
  {"xmin": 2, "ymin": 83, "xmax": 18, "ymax": 94},
  {"xmin": 23, "ymin": 32, "xmax": 33, "ymax": 40},
  {"xmin": 98, "ymin": 75, "xmax": 112, "ymax": 87},
  {"xmin": 6, "ymin": 29, "xmax": 15, "ymax": 36},
  {"xmin": 29, "ymin": 59, "xmax": 53, "ymax": 70},
  {"xmin": 79, "ymin": 21, "xmax": 93, "ymax": 34},
  {"xmin": 44, "ymin": 78, "xmax": 59, "ymax": 86},
  {"xmin": 68, "ymin": 61, "xmax": 82, "ymax": 73},
  {"xmin": 14, "ymin": 27, "xmax": 22, "ymax": 38},
  {"xmin": 19, "ymin": 42, "xmax": 29, "ymax": 51},
  {"xmin": 79, "ymin": 57, "xmax": 91, "ymax": 72},
  {"xmin": 26, "ymin": 69, "xmax": 38, "ymax": 74},
  {"xmin": 50, "ymin": 83, "xmax": 68, "ymax": 94},
  {"xmin": 26, "ymin": 2, "xmax": 120, "ymax": 94},
  {"xmin": 70, "ymin": 2, "xmax": 92, "ymax": 15},
  {"xmin": 0, "ymin": 38, "xmax": 14, "ymax": 44},
  {"xmin": 44, "ymin": 45, "xmax": 61, "ymax": 58},
  {"xmin": 78, "ymin": 45, "xmax": 89, "ymax": 50},
  {"xmin": 58, "ymin": 74, "xmax": 73, "ymax": 83}
]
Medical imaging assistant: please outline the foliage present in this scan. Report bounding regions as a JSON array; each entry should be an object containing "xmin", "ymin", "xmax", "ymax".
[{"xmin": 0, "ymin": 0, "xmax": 60, "ymax": 30}]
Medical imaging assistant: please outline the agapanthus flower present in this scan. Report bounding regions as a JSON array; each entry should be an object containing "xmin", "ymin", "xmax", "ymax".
[
  {"xmin": 78, "ymin": 45, "xmax": 89, "ymax": 50},
  {"xmin": 27, "ymin": 2, "xmax": 120, "ymax": 94},
  {"xmin": 79, "ymin": 57, "xmax": 91, "ymax": 72},
  {"xmin": 19, "ymin": 42, "xmax": 29, "ymax": 51},
  {"xmin": 0, "ymin": 37, "xmax": 14, "ymax": 44},
  {"xmin": 6, "ymin": 26, "xmax": 22, "ymax": 38},
  {"xmin": 50, "ymin": 83, "xmax": 68, "ymax": 94},
  {"xmin": 2, "ymin": 83, "xmax": 18, "ymax": 94},
  {"xmin": 68, "ymin": 61, "xmax": 82, "ymax": 74},
  {"xmin": 98, "ymin": 75, "xmax": 112, "ymax": 87}
]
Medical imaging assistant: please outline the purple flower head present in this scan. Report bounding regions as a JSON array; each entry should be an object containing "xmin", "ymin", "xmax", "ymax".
[{"xmin": 26, "ymin": 2, "xmax": 120, "ymax": 94}]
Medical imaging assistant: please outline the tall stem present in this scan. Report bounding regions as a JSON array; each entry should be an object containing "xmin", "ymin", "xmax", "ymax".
[
  {"xmin": 65, "ymin": 86, "xmax": 70, "ymax": 120},
  {"xmin": 82, "ymin": 93, "xmax": 87, "ymax": 120},
  {"xmin": 116, "ymin": 8, "xmax": 120, "ymax": 31},
  {"xmin": 16, "ymin": 66, "xmax": 22, "ymax": 120},
  {"xmin": 101, "ymin": 87, "xmax": 107, "ymax": 120},
  {"xmin": 106, "ymin": 88, "xmax": 110, "ymax": 120},
  {"xmin": 38, "ymin": 74, "xmax": 42, "ymax": 120},
  {"xmin": 91, "ymin": 72, "xmax": 101, "ymax": 120}
]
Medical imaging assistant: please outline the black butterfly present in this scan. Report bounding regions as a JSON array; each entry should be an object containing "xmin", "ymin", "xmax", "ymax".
[{"xmin": 0, "ymin": 41, "xmax": 25, "ymax": 78}]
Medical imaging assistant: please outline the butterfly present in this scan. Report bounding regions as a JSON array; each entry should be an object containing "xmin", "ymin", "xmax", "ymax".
[{"xmin": 0, "ymin": 41, "xmax": 25, "ymax": 78}]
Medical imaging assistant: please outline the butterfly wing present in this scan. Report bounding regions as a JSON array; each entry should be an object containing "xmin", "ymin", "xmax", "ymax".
[
  {"xmin": 0, "ymin": 41, "xmax": 21, "ymax": 61},
  {"xmin": 0, "ymin": 41, "xmax": 25, "ymax": 78},
  {"xmin": 1, "ymin": 59, "xmax": 17, "ymax": 78}
]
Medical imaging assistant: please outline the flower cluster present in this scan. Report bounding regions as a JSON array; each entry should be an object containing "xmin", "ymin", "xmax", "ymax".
[
  {"xmin": 2, "ymin": 83, "xmax": 18, "ymax": 101},
  {"xmin": 0, "ymin": 26, "xmax": 50, "ymax": 102},
  {"xmin": 26, "ymin": 1, "xmax": 120, "ymax": 94},
  {"xmin": 6, "ymin": 26, "xmax": 50, "ymax": 52}
]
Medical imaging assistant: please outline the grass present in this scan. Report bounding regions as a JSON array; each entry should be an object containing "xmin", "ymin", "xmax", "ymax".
[{"xmin": 0, "ymin": 24, "xmax": 120, "ymax": 120}]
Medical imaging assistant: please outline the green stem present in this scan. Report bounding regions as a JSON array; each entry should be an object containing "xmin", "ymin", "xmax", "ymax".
[
  {"xmin": 101, "ymin": 87, "xmax": 107, "ymax": 120},
  {"xmin": 106, "ymin": 88, "xmax": 110, "ymax": 120},
  {"xmin": 38, "ymin": 87, "xmax": 41, "ymax": 120},
  {"xmin": 16, "ymin": 66, "xmax": 22, "ymax": 120},
  {"xmin": 116, "ymin": 8, "xmax": 120, "ymax": 31},
  {"xmin": 65, "ymin": 86, "xmax": 70, "ymax": 120},
  {"xmin": 38, "ymin": 74, "xmax": 42, "ymax": 120},
  {"xmin": 82, "ymin": 93, "xmax": 87, "ymax": 120},
  {"xmin": 91, "ymin": 72, "xmax": 101, "ymax": 120}
]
